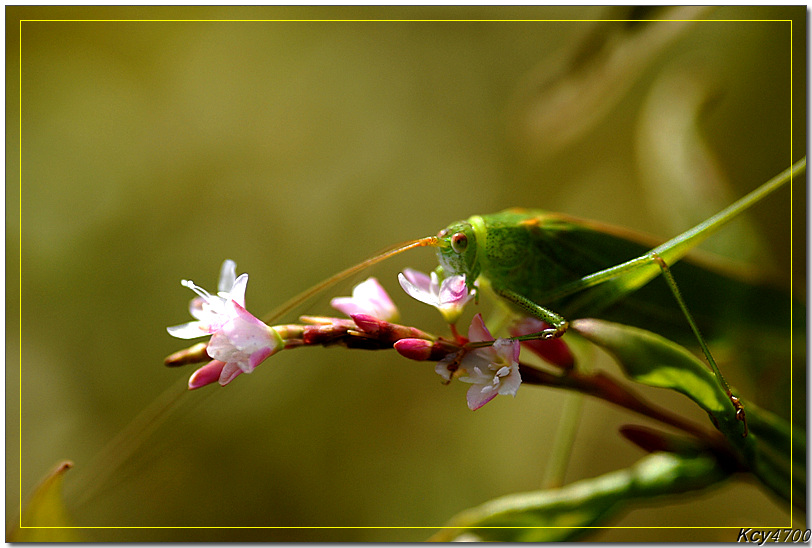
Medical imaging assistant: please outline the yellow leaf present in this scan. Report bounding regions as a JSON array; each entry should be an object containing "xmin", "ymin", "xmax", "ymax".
[{"xmin": 8, "ymin": 460, "xmax": 82, "ymax": 542}]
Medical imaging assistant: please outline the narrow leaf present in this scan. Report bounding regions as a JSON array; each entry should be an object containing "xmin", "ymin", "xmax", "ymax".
[
  {"xmin": 431, "ymin": 451, "xmax": 727, "ymax": 542},
  {"xmin": 570, "ymin": 318, "xmax": 745, "ymax": 443},
  {"xmin": 570, "ymin": 318, "xmax": 802, "ymax": 509},
  {"xmin": 8, "ymin": 460, "xmax": 81, "ymax": 542}
]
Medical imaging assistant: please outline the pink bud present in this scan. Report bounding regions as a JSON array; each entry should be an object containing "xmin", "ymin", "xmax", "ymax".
[
  {"xmin": 351, "ymin": 313, "xmax": 384, "ymax": 336},
  {"xmin": 351, "ymin": 314, "xmax": 435, "ymax": 344},
  {"xmin": 188, "ymin": 360, "xmax": 227, "ymax": 390},
  {"xmin": 394, "ymin": 338, "xmax": 435, "ymax": 361}
]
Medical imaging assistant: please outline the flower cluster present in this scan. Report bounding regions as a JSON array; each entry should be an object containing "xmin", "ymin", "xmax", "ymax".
[{"xmin": 167, "ymin": 261, "xmax": 569, "ymax": 410}]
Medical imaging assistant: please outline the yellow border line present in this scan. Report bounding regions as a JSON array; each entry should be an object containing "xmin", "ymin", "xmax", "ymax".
[
  {"xmin": 788, "ymin": 17, "xmax": 794, "ymax": 523},
  {"xmin": 16, "ymin": 16, "xmax": 798, "ymax": 534},
  {"xmin": 19, "ymin": 16, "xmax": 24, "ymax": 533},
  {"xmin": 21, "ymin": 525, "xmax": 801, "ymax": 530},
  {"xmin": 17, "ymin": 18, "xmax": 795, "ymax": 22}
]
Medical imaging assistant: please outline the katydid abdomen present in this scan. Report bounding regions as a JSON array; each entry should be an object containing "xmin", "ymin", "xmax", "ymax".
[{"xmin": 470, "ymin": 208, "xmax": 798, "ymax": 347}]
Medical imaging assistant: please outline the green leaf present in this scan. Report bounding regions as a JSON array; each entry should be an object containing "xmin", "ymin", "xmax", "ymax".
[
  {"xmin": 8, "ymin": 460, "xmax": 82, "ymax": 542},
  {"xmin": 570, "ymin": 319, "xmax": 746, "ymax": 444},
  {"xmin": 570, "ymin": 318, "xmax": 802, "ymax": 511},
  {"xmin": 745, "ymin": 401, "xmax": 806, "ymax": 511},
  {"xmin": 431, "ymin": 451, "xmax": 727, "ymax": 542}
]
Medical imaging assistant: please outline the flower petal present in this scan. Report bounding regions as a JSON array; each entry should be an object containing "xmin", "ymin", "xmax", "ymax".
[
  {"xmin": 217, "ymin": 260, "xmax": 237, "ymax": 294},
  {"xmin": 398, "ymin": 272, "xmax": 438, "ymax": 306},
  {"xmin": 428, "ymin": 271, "xmax": 441, "ymax": 297},
  {"xmin": 224, "ymin": 302, "xmax": 278, "ymax": 349},
  {"xmin": 187, "ymin": 297, "xmax": 208, "ymax": 321},
  {"xmin": 329, "ymin": 297, "xmax": 366, "ymax": 318},
  {"xmin": 206, "ymin": 329, "xmax": 239, "ymax": 361},
  {"xmin": 331, "ymin": 278, "xmax": 399, "ymax": 322},
  {"xmin": 451, "ymin": 322, "xmax": 522, "ymax": 410},
  {"xmin": 435, "ymin": 353, "xmax": 459, "ymax": 381},
  {"xmin": 402, "ymin": 268, "xmax": 432, "ymax": 291},
  {"xmin": 219, "ymin": 362, "xmax": 244, "ymax": 386},
  {"xmin": 188, "ymin": 360, "xmax": 226, "ymax": 390},
  {"xmin": 356, "ymin": 278, "xmax": 399, "ymax": 321},
  {"xmin": 226, "ymin": 273, "xmax": 249, "ymax": 307},
  {"xmin": 497, "ymin": 364, "xmax": 522, "ymax": 396},
  {"xmin": 439, "ymin": 275, "xmax": 468, "ymax": 305},
  {"xmin": 167, "ymin": 321, "xmax": 211, "ymax": 339},
  {"xmin": 467, "ymin": 313, "xmax": 493, "ymax": 343},
  {"xmin": 248, "ymin": 346, "xmax": 275, "ymax": 370},
  {"xmin": 466, "ymin": 383, "xmax": 499, "ymax": 410}
]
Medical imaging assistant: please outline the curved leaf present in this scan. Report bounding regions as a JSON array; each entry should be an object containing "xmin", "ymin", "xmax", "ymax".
[
  {"xmin": 570, "ymin": 318, "xmax": 802, "ymax": 510},
  {"xmin": 431, "ymin": 451, "xmax": 727, "ymax": 542},
  {"xmin": 8, "ymin": 460, "xmax": 81, "ymax": 542},
  {"xmin": 570, "ymin": 319, "xmax": 747, "ymax": 444}
]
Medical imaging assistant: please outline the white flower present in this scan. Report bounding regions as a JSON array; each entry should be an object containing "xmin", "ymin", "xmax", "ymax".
[
  {"xmin": 206, "ymin": 299, "xmax": 284, "ymax": 382},
  {"xmin": 436, "ymin": 314, "xmax": 521, "ymax": 410},
  {"xmin": 398, "ymin": 268, "xmax": 473, "ymax": 324},
  {"xmin": 167, "ymin": 259, "xmax": 247, "ymax": 339},
  {"xmin": 330, "ymin": 277, "xmax": 399, "ymax": 322}
]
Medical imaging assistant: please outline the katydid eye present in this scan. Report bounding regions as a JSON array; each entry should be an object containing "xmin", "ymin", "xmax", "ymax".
[{"xmin": 451, "ymin": 232, "xmax": 468, "ymax": 253}]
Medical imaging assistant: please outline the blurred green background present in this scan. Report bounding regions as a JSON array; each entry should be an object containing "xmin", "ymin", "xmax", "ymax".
[{"xmin": 7, "ymin": 5, "xmax": 805, "ymax": 542}]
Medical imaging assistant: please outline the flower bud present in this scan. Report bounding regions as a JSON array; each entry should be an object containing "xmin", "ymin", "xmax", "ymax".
[
  {"xmin": 351, "ymin": 314, "xmax": 435, "ymax": 344},
  {"xmin": 164, "ymin": 342, "xmax": 209, "ymax": 367},
  {"xmin": 394, "ymin": 338, "xmax": 435, "ymax": 361},
  {"xmin": 394, "ymin": 338, "xmax": 457, "ymax": 362}
]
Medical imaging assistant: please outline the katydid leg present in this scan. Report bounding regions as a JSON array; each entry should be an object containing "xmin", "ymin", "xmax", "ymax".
[
  {"xmin": 499, "ymin": 251, "xmax": 748, "ymax": 435},
  {"xmin": 492, "ymin": 285, "xmax": 569, "ymax": 339},
  {"xmin": 648, "ymin": 252, "xmax": 747, "ymax": 435}
]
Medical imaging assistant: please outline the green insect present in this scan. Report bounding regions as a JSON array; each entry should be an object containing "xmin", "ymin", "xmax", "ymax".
[
  {"xmin": 429, "ymin": 159, "xmax": 804, "ymax": 433},
  {"xmin": 262, "ymin": 159, "xmax": 803, "ymax": 434}
]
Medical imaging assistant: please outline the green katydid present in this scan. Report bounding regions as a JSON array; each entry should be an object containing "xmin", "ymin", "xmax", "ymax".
[
  {"xmin": 432, "ymin": 159, "xmax": 803, "ymax": 432},
  {"xmin": 262, "ymin": 158, "xmax": 804, "ymax": 434}
]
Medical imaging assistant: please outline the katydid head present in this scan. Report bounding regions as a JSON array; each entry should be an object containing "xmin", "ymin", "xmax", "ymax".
[{"xmin": 435, "ymin": 221, "xmax": 481, "ymax": 290}]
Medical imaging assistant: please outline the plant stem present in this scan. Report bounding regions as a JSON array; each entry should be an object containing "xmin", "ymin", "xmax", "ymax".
[
  {"xmin": 542, "ymin": 392, "xmax": 584, "ymax": 488},
  {"xmin": 519, "ymin": 364, "xmax": 727, "ymax": 451}
]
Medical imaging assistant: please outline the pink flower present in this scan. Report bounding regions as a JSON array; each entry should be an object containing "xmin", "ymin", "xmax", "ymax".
[
  {"xmin": 168, "ymin": 260, "xmax": 283, "ymax": 389},
  {"xmin": 206, "ymin": 299, "xmax": 283, "ymax": 380},
  {"xmin": 397, "ymin": 268, "xmax": 473, "ymax": 324},
  {"xmin": 436, "ymin": 314, "xmax": 521, "ymax": 410},
  {"xmin": 167, "ymin": 260, "xmax": 248, "ymax": 339},
  {"xmin": 330, "ymin": 277, "xmax": 399, "ymax": 322}
]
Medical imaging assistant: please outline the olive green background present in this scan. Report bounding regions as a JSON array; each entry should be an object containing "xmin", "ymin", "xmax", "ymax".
[{"xmin": 7, "ymin": 5, "xmax": 806, "ymax": 542}]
